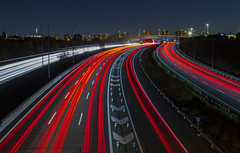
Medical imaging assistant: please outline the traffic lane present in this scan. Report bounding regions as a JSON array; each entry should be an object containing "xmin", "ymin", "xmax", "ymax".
[
  {"xmin": 164, "ymin": 44, "xmax": 240, "ymax": 99},
  {"xmin": 134, "ymin": 49, "xmax": 213, "ymax": 153},
  {"xmin": 159, "ymin": 47, "xmax": 240, "ymax": 114},
  {"xmin": 127, "ymin": 49, "xmax": 187, "ymax": 153},
  {"xmin": 171, "ymin": 44, "xmax": 240, "ymax": 88},
  {"xmin": 0, "ymin": 55, "xmax": 56, "ymax": 84},
  {"xmin": 60, "ymin": 54, "xmax": 113, "ymax": 153},
  {"xmin": 0, "ymin": 55, "xmax": 100, "ymax": 152},
  {"xmin": 61, "ymin": 60, "xmax": 105, "ymax": 152},
  {"xmin": 121, "ymin": 59, "xmax": 168, "ymax": 153},
  {"xmin": 81, "ymin": 49, "xmax": 129, "ymax": 153},
  {"xmin": 14, "ymin": 59, "xmax": 97, "ymax": 152}
]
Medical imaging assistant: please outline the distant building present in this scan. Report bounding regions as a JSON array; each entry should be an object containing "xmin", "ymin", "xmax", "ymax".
[
  {"xmin": 162, "ymin": 29, "xmax": 169, "ymax": 35},
  {"xmin": 199, "ymin": 30, "xmax": 207, "ymax": 36},
  {"xmin": 226, "ymin": 33, "xmax": 236, "ymax": 39},
  {"xmin": 63, "ymin": 34, "xmax": 71, "ymax": 41},
  {"xmin": 145, "ymin": 30, "xmax": 152, "ymax": 36},
  {"xmin": 8, "ymin": 34, "xmax": 22, "ymax": 40},
  {"xmin": 25, "ymin": 34, "xmax": 42, "ymax": 38}
]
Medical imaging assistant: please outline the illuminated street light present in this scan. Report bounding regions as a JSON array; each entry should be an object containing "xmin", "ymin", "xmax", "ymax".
[
  {"xmin": 158, "ymin": 29, "xmax": 161, "ymax": 35},
  {"xmin": 188, "ymin": 28, "xmax": 194, "ymax": 37},
  {"xmin": 188, "ymin": 31, "xmax": 192, "ymax": 37},
  {"xmin": 206, "ymin": 23, "xmax": 209, "ymax": 36},
  {"xmin": 118, "ymin": 30, "xmax": 121, "ymax": 38}
]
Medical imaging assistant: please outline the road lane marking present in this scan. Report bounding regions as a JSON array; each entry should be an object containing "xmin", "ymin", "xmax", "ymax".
[
  {"xmin": 75, "ymin": 80, "xmax": 79, "ymax": 85},
  {"xmin": 112, "ymin": 132, "xmax": 134, "ymax": 145},
  {"xmin": 82, "ymin": 72, "xmax": 85, "ymax": 75},
  {"xmin": 192, "ymin": 75, "xmax": 197, "ymax": 79},
  {"xmin": 86, "ymin": 92, "xmax": 90, "ymax": 100},
  {"xmin": 100, "ymin": 66, "xmax": 102, "ymax": 70},
  {"xmin": 110, "ymin": 105, "xmax": 125, "ymax": 111},
  {"xmin": 216, "ymin": 89, "xmax": 224, "ymax": 93},
  {"xmin": 48, "ymin": 112, "xmax": 57, "ymax": 125},
  {"xmin": 92, "ymin": 80, "xmax": 95, "ymax": 85},
  {"xmin": 65, "ymin": 92, "xmax": 70, "ymax": 99},
  {"xmin": 96, "ymin": 72, "xmax": 98, "ymax": 76},
  {"xmin": 78, "ymin": 113, "xmax": 83, "ymax": 126},
  {"xmin": 111, "ymin": 116, "xmax": 129, "ymax": 125}
]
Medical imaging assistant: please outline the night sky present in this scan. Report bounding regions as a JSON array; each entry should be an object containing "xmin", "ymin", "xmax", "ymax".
[{"xmin": 1, "ymin": 0, "xmax": 240, "ymax": 37}]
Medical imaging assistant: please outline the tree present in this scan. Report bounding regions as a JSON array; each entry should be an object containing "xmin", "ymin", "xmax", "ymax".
[
  {"xmin": 2, "ymin": 31, "xmax": 7, "ymax": 40},
  {"xmin": 236, "ymin": 32, "xmax": 240, "ymax": 39}
]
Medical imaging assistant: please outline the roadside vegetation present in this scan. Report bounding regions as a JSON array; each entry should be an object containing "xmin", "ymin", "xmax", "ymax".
[
  {"xmin": 180, "ymin": 37, "xmax": 240, "ymax": 76},
  {"xmin": 141, "ymin": 46, "xmax": 240, "ymax": 153}
]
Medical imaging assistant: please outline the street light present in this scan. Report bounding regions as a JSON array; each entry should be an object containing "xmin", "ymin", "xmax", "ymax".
[
  {"xmin": 158, "ymin": 29, "xmax": 161, "ymax": 35},
  {"xmin": 72, "ymin": 23, "xmax": 80, "ymax": 64},
  {"xmin": 206, "ymin": 23, "xmax": 209, "ymax": 36},
  {"xmin": 32, "ymin": 20, "xmax": 44, "ymax": 66},
  {"xmin": 47, "ymin": 16, "xmax": 61, "ymax": 79}
]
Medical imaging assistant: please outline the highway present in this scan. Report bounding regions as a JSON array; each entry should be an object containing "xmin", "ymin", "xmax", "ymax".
[
  {"xmin": 0, "ymin": 44, "xmax": 213, "ymax": 153},
  {"xmin": 156, "ymin": 42, "xmax": 240, "ymax": 115},
  {"xmin": 0, "ymin": 43, "xmax": 131, "ymax": 85}
]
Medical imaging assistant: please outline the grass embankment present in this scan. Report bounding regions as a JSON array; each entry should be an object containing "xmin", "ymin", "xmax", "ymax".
[
  {"xmin": 141, "ymin": 46, "xmax": 240, "ymax": 153},
  {"xmin": 180, "ymin": 38, "xmax": 240, "ymax": 76}
]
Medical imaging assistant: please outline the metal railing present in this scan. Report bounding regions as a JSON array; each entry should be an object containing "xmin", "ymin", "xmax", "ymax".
[
  {"xmin": 138, "ymin": 46, "xmax": 224, "ymax": 153},
  {"xmin": 174, "ymin": 44, "xmax": 240, "ymax": 82}
]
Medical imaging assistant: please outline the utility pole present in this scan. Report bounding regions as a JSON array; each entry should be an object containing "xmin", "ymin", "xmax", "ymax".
[
  {"xmin": 212, "ymin": 38, "xmax": 214, "ymax": 68},
  {"xmin": 72, "ymin": 24, "xmax": 80, "ymax": 64},
  {"xmin": 32, "ymin": 20, "xmax": 44, "ymax": 66},
  {"xmin": 47, "ymin": 16, "xmax": 61, "ymax": 79}
]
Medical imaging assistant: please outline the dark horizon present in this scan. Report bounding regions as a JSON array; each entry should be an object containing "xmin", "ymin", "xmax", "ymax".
[{"xmin": 1, "ymin": 0, "xmax": 240, "ymax": 36}]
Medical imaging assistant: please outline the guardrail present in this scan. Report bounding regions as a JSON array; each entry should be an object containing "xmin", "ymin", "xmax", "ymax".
[
  {"xmin": 174, "ymin": 44, "xmax": 240, "ymax": 82},
  {"xmin": 0, "ymin": 56, "xmax": 89, "ymax": 136},
  {"xmin": 0, "ymin": 42, "xmax": 138, "ymax": 85},
  {"xmin": 0, "ymin": 42, "xmax": 131, "ymax": 65},
  {"xmin": 138, "ymin": 46, "xmax": 224, "ymax": 153},
  {"xmin": 0, "ymin": 42, "xmax": 139, "ymax": 140}
]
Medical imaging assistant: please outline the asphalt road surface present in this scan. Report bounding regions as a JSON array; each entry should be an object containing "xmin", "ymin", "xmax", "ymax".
[
  {"xmin": 156, "ymin": 42, "xmax": 240, "ymax": 115},
  {"xmin": 0, "ymin": 44, "xmax": 214, "ymax": 153}
]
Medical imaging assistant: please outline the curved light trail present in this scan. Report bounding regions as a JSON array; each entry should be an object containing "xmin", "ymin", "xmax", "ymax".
[
  {"xmin": 0, "ymin": 43, "xmax": 214, "ymax": 153},
  {"xmin": 126, "ymin": 46, "xmax": 188, "ymax": 153},
  {"xmin": 157, "ymin": 42, "xmax": 240, "ymax": 114},
  {"xmin": 0, "ymin": 46, "xmax": 133, "ymax": 153}
]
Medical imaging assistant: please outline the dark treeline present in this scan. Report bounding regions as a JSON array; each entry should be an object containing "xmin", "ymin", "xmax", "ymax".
[
  {"xmin": 0, "ymin": 37, "xmax": 124, "ymax": 61},
  {"xmin": 0, "ymin": 38, "xmax": 74, "ymax": 60},
  {"xmin": 180, "ymin": 36, "xmax": 240, "ymax": 76}
]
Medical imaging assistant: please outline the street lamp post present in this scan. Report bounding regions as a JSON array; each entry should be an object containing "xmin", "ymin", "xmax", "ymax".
[
  {"xmin": 211, "ymin": 38, "xmax": 214, "ymax": 68},
  {"xmin": 72, "ymin": 24, "xmax": 80, "ymax": 64},
  {"xmin": 206, "ymin": 24, "xmax": 209, "ymax": 36},
  {"xmin": 47, "ymin": 16, "xmax": 61, "ymax": 79},
  {"xmin": 32, "ymin": 20, "xmax": 44, "ymax": 66}
]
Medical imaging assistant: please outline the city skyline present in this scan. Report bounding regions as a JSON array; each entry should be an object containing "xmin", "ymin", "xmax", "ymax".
[{"xmin": 1, "ymin": 0, "xmax": 240, "ymax": 36}]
